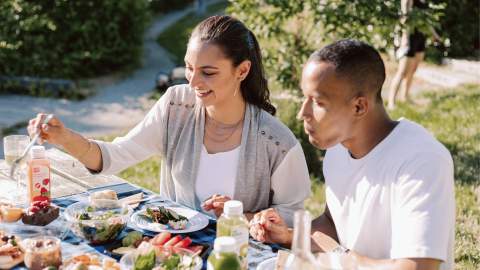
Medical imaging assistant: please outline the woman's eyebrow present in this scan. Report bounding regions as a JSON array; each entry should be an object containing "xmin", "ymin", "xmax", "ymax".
[{"xmin": 200, "ymin": 65, "xmax": 219, "ymax": 69}]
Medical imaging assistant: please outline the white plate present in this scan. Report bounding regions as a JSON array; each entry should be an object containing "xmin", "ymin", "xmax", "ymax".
[
  {"xmin": 130, "ymin": 206, "xmax": 209, "ymax": 234},
  {"xmin": 257, "ymin": 257, "xmax": 277, "ymax": 270}
]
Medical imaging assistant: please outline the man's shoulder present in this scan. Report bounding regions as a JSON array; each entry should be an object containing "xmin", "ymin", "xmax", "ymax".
[{"xmin": 393, "ymin": 119, "xmax": 452, "ymax": 163}]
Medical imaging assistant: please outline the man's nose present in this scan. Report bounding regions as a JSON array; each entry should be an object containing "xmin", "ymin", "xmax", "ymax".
[{"xmin": 297, "ymin": 99, "xmax": 311, "ymax": 121}]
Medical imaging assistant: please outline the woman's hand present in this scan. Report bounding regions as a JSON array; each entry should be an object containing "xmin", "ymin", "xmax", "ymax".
[
  {"xmin": 249, "ymin": 208, "xmax": 292, "ymax": 245},
  {"xmin": 201, "ymin": 194, "xmax": 231, "ymax": 218},
  {"xmin": 28, "ymin": 113, "xmax": 70, "ymax": 146}
]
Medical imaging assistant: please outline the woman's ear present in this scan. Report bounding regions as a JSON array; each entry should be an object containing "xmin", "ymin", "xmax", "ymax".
[{"xmin": 237, "ymin": 60, "xmax": 251, "ymax": 81}]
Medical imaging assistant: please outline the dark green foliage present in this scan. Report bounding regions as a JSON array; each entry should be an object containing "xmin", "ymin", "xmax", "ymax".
[
  {"xmin": 229, "ymin": 0, "xmax": 478, "ymax": 92},
  {"xmin": 149, "ymin": 0, "xmax": 194, "ymax": 14},
  {"xmin": 432, "ymin": 0, "xmax": 479, "ymax": 59},
  {"xmin": 0, "ymin": 0, "xmax": 151, "ymax": 79},
  {"xmin": 276, "ymin": 99, "xmax": 324, "ymax": 181}
]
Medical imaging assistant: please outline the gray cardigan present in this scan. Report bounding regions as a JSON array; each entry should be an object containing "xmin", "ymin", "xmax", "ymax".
[{"xmin": 97, "ymin": 84, "xmax": 310, "ymax": 218}]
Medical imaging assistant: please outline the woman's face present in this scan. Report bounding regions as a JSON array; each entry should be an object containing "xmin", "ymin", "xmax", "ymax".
[{"xmin": 184, "ymin": 38, "xmax": 250, "ymax": 107}]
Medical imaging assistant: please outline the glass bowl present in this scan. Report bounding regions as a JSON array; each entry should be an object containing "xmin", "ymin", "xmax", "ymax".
[
  {"xmin": 21, "ymin": 236, "xmax": 62, "ymax": 270},
  {"xmin": 64, "ymin": 200, "xmax": 132, "ymax": 245}
]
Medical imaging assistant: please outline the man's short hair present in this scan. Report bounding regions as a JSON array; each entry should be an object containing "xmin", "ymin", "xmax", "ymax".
[{"xmin": 308, "ymin": 39, "xmax": 386, "ymax": 101}]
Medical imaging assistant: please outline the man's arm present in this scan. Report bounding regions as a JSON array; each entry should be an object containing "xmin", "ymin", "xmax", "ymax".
[
  {"xmin": 311, "ymin": 204, "xmax": 338, "ymax": 242},
  {"xmin": 310, "ymin": 226, "xmax": 442, "ymax": 270},
  {"xmin": 348, "ymin": 253, "xmax": 441, "ymax": 270}
]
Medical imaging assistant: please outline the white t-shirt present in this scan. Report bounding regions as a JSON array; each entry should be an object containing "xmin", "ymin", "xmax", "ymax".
[
  {"xmin": 195, "ymin": 142, "xmax": 311, "ymax": 226},
  {"xmin": 324, "ymin": 119, "xmax": 454, "ymax": 269}
]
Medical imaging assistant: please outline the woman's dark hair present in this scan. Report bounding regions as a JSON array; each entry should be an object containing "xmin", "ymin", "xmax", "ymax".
[{"xmin": 190, "ymin": 15, "xmax": 276, "ymax": 115}]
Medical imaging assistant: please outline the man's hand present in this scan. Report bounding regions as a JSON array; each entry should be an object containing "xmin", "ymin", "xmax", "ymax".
[
  {"xmin": 249, "ymin": 208, "xmax": 292, "ymax": 246},
  {"xmin": 201, "ymin": 194, "xmax": 231, "ymax": 218}
]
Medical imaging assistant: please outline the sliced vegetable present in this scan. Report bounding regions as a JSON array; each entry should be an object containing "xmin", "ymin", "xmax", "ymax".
[
  {"xmin": 151, "ymin": 232, "xmax": 171, "ymax": 246},
  {"xmin": 122, "ymin": 231, "xmax": 143, "ymax": 247},
  {"xmin": 163, "ymin": 235, "xmax": 182, "ymax": 247},
  {"xmin": 187, "ymin": 245, "xmax": 204, "ymax": 255},
  {"xmin": 173, "ymin": 237, "xmax": 192, "ymax": 248},
  {"xmin": 133, "ymin": 250, "xmax": 155, "ymax": 270}
]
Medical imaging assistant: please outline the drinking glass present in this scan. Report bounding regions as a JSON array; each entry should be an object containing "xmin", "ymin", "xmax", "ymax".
[
  {"xmin": 3, "ymin": 134, "xmax": 30, "ymax": 204},
  {"xmin": 3, "ymin": 135, "xmax": 30, "ymax": 166}
]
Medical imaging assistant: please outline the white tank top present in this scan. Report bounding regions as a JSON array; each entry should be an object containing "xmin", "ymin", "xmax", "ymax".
[{"xmin": 194, "ymin": 145, "xmax": 240, "ymax": 215}]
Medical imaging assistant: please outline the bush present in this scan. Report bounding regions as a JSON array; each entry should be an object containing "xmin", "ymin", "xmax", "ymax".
[
  {"xmin": 432, "ymin": 0, "xmax": 479, "ymax": 59},
  {"xmin": 0, "ymin": 0, "xmax": 150, "ymax": 79},
  {"xmin": 149, "ymin": 0, "xmax": 194, "ymax": 14},
  {"xmin": 276, "ymin": 99, "xmax": 324, "ymax": 181}
]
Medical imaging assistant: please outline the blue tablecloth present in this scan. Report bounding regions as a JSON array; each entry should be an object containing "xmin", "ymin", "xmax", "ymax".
[{"xmin": 10, "ymin": 183, "xmax": 281, "ymax": 269}]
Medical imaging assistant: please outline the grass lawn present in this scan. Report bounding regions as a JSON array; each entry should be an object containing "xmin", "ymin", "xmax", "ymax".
[
  {"xmin": 114, "ymin": 84, "xmax": 479, "ymax": 269},
  {"xmin": 156, "ymin": 1, "xmax": 229, "ymax": 65}
]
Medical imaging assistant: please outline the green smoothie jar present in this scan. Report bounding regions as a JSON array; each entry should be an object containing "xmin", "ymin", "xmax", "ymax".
[
  {"xmin": 216, "ymin": 200, "xmax": 249, "ymax": 269},
  {"xmin": 207, "ymin": 237, "xmax": 241, "ymax": 270}
]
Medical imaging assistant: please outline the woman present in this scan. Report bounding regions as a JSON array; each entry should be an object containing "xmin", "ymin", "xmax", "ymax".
[
  {"xmin": 28, "ymin": 15, "xmax": 310, "ymax": 226},
  {"xmin": 387, "ymin": 0, "xmax": 441, "ymax": 110}
]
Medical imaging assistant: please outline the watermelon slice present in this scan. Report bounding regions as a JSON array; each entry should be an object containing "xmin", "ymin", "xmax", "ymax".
[{"xmin": 151, "ymin": 232, "xmax": 171, "ymax": 246}]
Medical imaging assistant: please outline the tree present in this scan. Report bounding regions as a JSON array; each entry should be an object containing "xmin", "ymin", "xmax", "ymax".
[{"xmin": 228, "ymin": 0, "xmax": 445, "ymax": 93}]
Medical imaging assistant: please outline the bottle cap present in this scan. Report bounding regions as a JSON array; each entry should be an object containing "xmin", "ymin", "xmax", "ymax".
[
  {"xmin": 224, "ymin": 200, "xmax": 243, "ymax": 216},
  {"xmin": 30, "ymin": 146, "xmax": 46, "ymax": 159},
  {"xmin": 214, "ymin": 236, "xmax": 237, "ymax": 253}
]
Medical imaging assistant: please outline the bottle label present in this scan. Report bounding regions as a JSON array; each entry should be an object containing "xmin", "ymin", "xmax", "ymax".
[{"xmin": 30, "ymin": 164, "xmax": 51, "ymax": 202}]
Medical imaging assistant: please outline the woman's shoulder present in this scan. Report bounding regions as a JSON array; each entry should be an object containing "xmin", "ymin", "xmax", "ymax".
[
  {"xmin": 256, "ymin": 108, "xmax": 298, "ymax": 150},
  {"xmin": 163, "ymin": 84, "xmax": 197, "ymax": 106}
]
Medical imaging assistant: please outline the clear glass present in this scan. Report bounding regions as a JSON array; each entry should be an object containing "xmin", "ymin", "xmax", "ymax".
[
  {"xmin": 3, "ymin": 134, "xmax": 30, "ymax": 166},
  {"xmin": 216, "ymin": 212, "xmax": 249, "ymax": 269},
  {"xmin": 3, "ymin": 134, "xmax": 30, "ymax": 204},
  {"xmin": 284, "ymin": 210, "xmax": 319, "ymax": 270}
]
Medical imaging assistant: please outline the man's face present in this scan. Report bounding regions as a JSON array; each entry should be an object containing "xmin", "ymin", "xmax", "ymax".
[{"xmin": 298, "ymin": 61, "xmax": 356, "ymax": 149}]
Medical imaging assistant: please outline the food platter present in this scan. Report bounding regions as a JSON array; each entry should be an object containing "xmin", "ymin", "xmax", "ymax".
[{"xmin": 130, "ymin": 206, "xmax": 209, "ymax": 234}]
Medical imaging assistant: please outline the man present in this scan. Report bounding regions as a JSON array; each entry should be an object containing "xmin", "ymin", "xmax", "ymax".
[{"xmin": 249, "ymin": 39, "xmax": 455, "ymax": 270}]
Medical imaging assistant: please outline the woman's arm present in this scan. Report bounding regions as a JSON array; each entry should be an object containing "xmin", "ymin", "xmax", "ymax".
[
  {"xmin": 28, "ymin": 114, "xmax": 103, "ymax": 171},
  {"xmin": 269, "ymin": 142, "xmax": 311, "ymax": 227}
]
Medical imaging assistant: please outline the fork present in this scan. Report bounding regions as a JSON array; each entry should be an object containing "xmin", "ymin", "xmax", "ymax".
[{"xmin": 9, "ymin": 114, "xmax": 54, "ymax": 180}]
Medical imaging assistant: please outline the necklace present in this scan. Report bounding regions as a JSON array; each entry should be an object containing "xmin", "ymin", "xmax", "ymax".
[{"xmin": 204, "ymin": 113, "xmax": 244, "ymax": 143}]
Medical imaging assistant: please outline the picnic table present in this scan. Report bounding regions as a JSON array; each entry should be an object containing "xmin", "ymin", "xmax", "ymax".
[{"xmin": 0, "ymin": 148, "xmax": 280, "ymax": 269}]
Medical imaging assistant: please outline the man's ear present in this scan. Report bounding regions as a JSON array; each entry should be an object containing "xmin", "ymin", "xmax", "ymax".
[
  {"xmin": 353, "ymin": 96, "xmax": 368, "ymax": 117},
  {"xmin": 237, "ymin": 60, "xmax": 251, "ymax": 81}
]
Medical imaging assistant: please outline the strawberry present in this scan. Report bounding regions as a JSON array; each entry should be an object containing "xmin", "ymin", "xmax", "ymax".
[
  {"xmin": 39, "ymin": 201, "xmax": 50, "ymax": 208},
  {"xmin": 42, "ymin": 178, "xmax": 50, "ymax": 185},
  {"xmin": 30, "ymin": 206, "xmax": 40, "ymax": 214}
]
